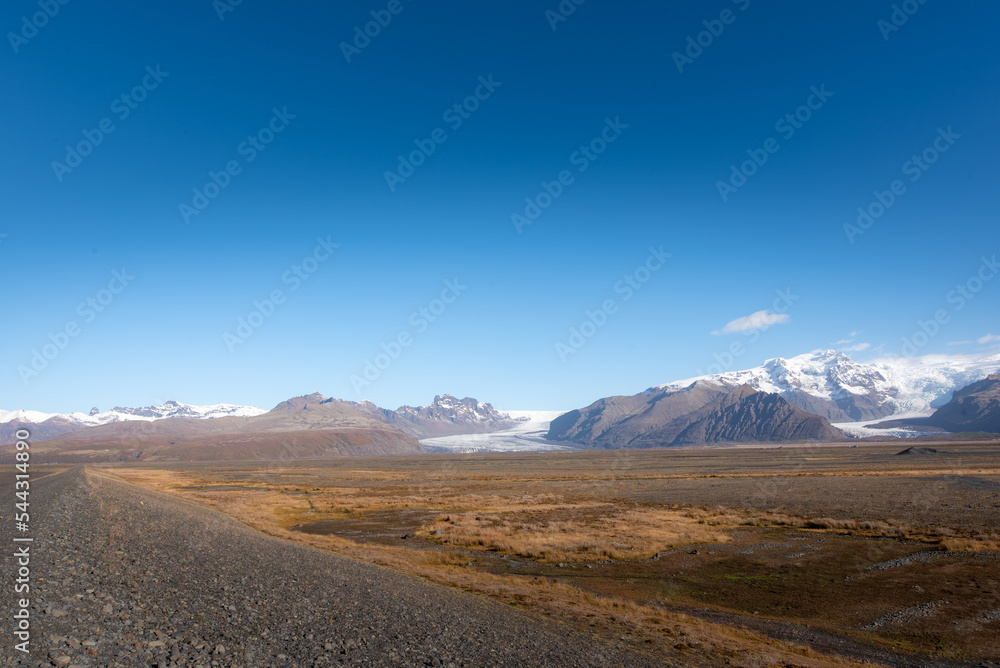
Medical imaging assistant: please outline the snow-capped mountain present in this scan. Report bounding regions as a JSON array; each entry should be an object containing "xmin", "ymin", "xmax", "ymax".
[
  {"xmin": 340, "ymin": 394, "xmax": 520, "ymax": 439},
  {"xmin": 653, "ymin": 350, "xmax": 1000, "ymax": 422},
  {"xmin": 0, "ymin": 401, "xmax": 265, "ymax": 427},
  {"xmin": 395, "ymin": 394, "xmax": 513, "ymax": 425},
  {"xmin": 0, "ymin": 393, "xmax": 519, "ymax": 446},
  {"xmin": 0, "ymin": 401, "xmax": 265, "ymax": 445}
]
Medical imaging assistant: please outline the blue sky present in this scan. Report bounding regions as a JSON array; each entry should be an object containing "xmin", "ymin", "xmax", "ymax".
[{"xmin": 3, "ymin": 0, "xmax": 998, "ymax": 413}]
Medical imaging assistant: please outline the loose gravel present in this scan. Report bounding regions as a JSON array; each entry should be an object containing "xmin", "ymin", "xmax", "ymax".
[{"xmin": 860, "ymin": 600, "xmax": 948, "ymax": 631}]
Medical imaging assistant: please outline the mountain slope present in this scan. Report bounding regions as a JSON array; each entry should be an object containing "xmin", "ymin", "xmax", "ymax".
[
  {"xmin": 0, "ymin": 415, "xmax": 88, "ymax": 445},
  {"xmin": 547, "ymin": 381, "xmax": 729, "ymax": 447},
  {"xmin": 667, "ymin": 386, "xmax": 846, "ymax": 446},
  {"xmin": 923, "ymin": 374, "xmax": 1000, "ymax": 433}
]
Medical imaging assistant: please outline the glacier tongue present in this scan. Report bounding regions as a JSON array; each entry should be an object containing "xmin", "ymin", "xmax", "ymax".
[{"xmin": 870, "ymin": 352, "xmax": 1000, "ymax": 414}]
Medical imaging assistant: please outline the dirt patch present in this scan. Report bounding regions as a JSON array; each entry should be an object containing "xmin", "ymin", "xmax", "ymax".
[{"xmin": 295, "ymin": 509, "xmax": 443, "ymax": 550}]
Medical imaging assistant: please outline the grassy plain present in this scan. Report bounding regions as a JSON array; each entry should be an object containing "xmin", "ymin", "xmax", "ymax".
[{"xmin": 106, "ymin": 442, "xmax": 1000, "ymax": 666}]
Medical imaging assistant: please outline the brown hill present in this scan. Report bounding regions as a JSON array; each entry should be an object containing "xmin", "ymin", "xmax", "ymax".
[{"xmin": 0, "ymin": 416, "xmax": 85, "ymax": 445}]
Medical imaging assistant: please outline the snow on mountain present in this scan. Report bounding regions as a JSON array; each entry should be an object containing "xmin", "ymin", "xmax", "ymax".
[
  {"xmin": 653, "ymin": 350, "xmax": 1000, "ymax": 422},
  {"xmin": 657, "ymin": 350, "xmax": 875, "ymax": 401},
  {"xmin": 868, "ymin": 353, "xmax": 1000, "ymax": 414},
  {"xmin": 0, "ymin": 409, "xmax": 59, "ymax": 425},
  {"xmin": 394, "ymin": 394, "xmax": 508, "ymax": 424},
  {"xmin": 0, "ymin": 401, "xmax": 265, "ymax": 427}
]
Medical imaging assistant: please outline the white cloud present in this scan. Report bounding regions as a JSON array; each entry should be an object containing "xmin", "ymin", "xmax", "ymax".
[
  {"xmin": 843, "ymin": 342, "xmax": 871, "ymax": 352},
  {"xmin": 978, "ymin": 334, "xmax": 1000, "ymax": 344},
  {"xmin": 712, "ymin": 310, "xmax": 790, "ymax": 335},
  {"xmin": 836, "ymin": 331, "xmax": 863, "ymax": 346}
]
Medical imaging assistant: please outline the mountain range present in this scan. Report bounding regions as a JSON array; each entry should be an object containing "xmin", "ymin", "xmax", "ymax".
[
  {"xmin": 653, "ymin": 350, "xmax": 1000, "ymax": 422},
  {"xmin": 5, "ymin": 350, "xmax": 999, "ymax": 459},
  {"xmin": 0, "ymin": 401, "xmax": 265, "ymax": 446},
  {"xmin": 0, "ymin": 394, "xmax": 514, "ymax": 447},
  {"xmin": 4, "ymin": 393, "xmax": 416, "ymax": 462},
  {"xmin": 0, "ymin": 394, "xmax": 517, "ymax": 462},
  {"xmin": 548, "ymin": 350, "xmax": 1000, "ymax": 449}
]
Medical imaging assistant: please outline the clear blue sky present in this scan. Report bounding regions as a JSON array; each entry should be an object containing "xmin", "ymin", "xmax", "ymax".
[{"xmin": 3, "ymin": 0, "xmax": 998, "ymax": 413}]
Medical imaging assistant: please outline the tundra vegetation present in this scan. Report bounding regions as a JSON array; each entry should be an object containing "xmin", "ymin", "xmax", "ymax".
[{"xmin": 111, "ymin": 442, "xmax": 1000, "ymax": 666}]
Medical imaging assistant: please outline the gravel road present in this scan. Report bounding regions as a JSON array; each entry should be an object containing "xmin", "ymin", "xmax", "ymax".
[{"xmin": 1, "ymin": 467, "xmax": 671, "ymax": 667}]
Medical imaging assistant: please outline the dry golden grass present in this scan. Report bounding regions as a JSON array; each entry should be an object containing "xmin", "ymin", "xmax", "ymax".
[
  {"xmin": 938, "ymin": 534, "xmax": 1000, "ymax": 552},
  {"xmin": 109, "ymin": 467, "xmax": 978, "ymax": 552},
  {"xmin": 420, "ymin": 506, "xmax": 731, "ymax": 562}
]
